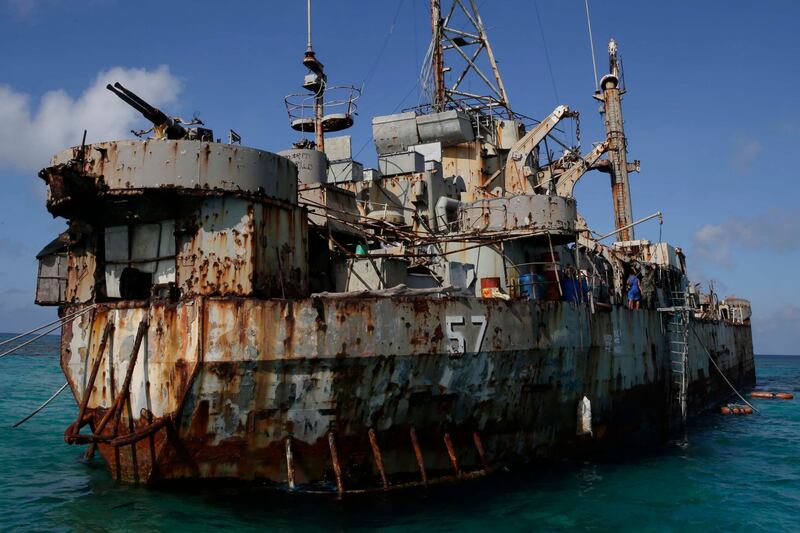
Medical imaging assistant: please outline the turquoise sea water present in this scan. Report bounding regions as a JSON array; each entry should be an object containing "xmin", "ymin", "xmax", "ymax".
[{"xmin": 1, "ymin": 335, "xmax": 798, "ymax": 532}]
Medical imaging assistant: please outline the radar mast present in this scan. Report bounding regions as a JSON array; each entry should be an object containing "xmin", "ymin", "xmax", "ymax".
[{"xmin": 285, "ymin": 0, "xmax": 360, "ymax": 152}]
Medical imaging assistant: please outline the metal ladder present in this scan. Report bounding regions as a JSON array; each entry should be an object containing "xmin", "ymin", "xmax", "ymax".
[{"xmin": 663, "ymin": 291, "xmax": 690, "ymax": 424}]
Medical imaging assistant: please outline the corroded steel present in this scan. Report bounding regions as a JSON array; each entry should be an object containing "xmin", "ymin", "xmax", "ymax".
[
  {"xmin": 599, "ymin": 40, "xmax": 635, "ymax": 241},
  {"xmin": 368, "ymin": 428, "xmax": 389, "ymax": 490},
  {"xmin": 47, "ymin": 140, "xmax": 297, "ymax": 202},
  {"xmin": 410, "ymin": 427, "xmax": 428, "ymax": 484},
  {"xmin": 286, "ymin": 437, "xmax": 296, "ymax": 490},
  {"xmin": 36, "ymin": 2, "xmax": 756, "ymax": 496},
  {"xmin": 472, "ymin": 431, "xmax": 488, "ymax": 470},
  {"xmin": 458, "ymin": 194, "xmax": 577, "ymax": 237},
  {"xmin": 443, "ymin": 433, "xmax": 460, "ymax": 475},
  {"xmin": 56, "ymin": 296, "xmax": 754, "ymax": 488}
]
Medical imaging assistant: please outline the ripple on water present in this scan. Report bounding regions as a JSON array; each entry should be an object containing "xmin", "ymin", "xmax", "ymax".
[{"xmin": 1, "ymin": 346, "xmax": 798, "ymax": 532}]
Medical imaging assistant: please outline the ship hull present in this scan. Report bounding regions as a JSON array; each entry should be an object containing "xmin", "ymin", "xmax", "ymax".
[{"xmin": 60, "ymin": 296, "xmax": 755, "ymax": 490}]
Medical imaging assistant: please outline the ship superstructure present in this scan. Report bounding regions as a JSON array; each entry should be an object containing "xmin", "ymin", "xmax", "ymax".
[{"xmin": 33, "ymin": 1, "xmax": 754, "ymax": 491}]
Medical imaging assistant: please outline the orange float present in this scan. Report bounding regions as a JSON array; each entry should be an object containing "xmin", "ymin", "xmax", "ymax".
[
  {"xmin": 750, "ymin": 391, "xmax": 794, "ymax": 400},
  {"xmin": 720, "ymin": 406, "xmax": 731, "ymax": 415}
]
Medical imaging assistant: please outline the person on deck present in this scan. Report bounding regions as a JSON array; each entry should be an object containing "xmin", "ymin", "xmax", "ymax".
[
  {"xmin": 627, "ymin": 270, "xmax": 641, "ymax": 310},
  {"xmin": 641, "ymin": 266, "xmax": 656, "ymax": 310}
]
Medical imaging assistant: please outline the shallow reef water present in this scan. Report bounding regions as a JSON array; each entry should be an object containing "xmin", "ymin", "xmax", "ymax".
[{"xmin": 1, "ymin": 335, "xmax": 797, "ymax": 532}]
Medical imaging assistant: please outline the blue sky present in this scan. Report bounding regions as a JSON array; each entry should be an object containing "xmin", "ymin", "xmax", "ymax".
[{"xmin": 0, "ymin": 0, "xmax": 798, "ymax": 353}]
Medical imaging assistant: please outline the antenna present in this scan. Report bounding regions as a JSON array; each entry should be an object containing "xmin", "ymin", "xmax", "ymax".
[
  {"xmin": 424, "ymin": 0, "xmax": 512, "ymax": 117},
  {"xmin": 306, "ymin": 0, "xmax": 313, "ymax": 52},
  {"xmin": 584, "ymin": 0, "xmax": 599, "ymax": 91},
  {"xmin": 285, "ymin": 0, "xmax": 360, "ymax": 153}
]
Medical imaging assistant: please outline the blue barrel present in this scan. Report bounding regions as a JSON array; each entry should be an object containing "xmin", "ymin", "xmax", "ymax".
[
  {"xmin": 520, "ymin": 274, "xmax": 535, "ymax": 299},
  {"xmin": 521, "ymin": 274, "xmax": 547, "ymax": 300},
  {"xmin": 561, "ymin": 278, "xmax": 581, "ymax": 302},
  {"xmin": 534, "ymin": 274, "xmax": 547, "ymax": 300}
]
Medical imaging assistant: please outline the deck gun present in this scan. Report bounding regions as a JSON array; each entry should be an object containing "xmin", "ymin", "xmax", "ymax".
[{"xmin": 106, "ymin": 82, "xmax": 212, "ymax": 141}]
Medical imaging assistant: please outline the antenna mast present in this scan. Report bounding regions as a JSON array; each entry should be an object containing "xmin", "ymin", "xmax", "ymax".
[
  {"xmin": 303, "ymin": 0, "xmax": 326, "ymax": 151},
  {"xmin": 306, "ymin": 0, "xmax": 312, "ymax": 51},
  {"xmin": 285, "ymin": 1, "xmax": 360, "ymax": 151},
  {"xmin": 426, "ymin": 0, "xmax": 512, "ymax": 117},
  {"xmin": 596, "ymin": 39, "xmax": 636, "ymax": 241}
]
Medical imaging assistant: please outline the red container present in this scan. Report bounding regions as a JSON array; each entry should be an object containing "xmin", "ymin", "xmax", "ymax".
[
  {"xmin": 480, "ymin": 277, "xmax": 501, "ymax": 298},
  {"xmin": 540, "ymin": 252, "xmax": 562, "ymax": 301}
]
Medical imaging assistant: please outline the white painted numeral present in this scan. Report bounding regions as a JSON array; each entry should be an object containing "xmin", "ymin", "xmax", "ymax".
[{"xmin": 445, "ymin": 315, "xmax": 488, "ymax": 355}]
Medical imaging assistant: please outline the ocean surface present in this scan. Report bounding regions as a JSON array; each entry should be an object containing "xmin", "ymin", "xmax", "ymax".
[{"xmin": 0, "ymin": 334, "xmax": 798, "ymax": 532}]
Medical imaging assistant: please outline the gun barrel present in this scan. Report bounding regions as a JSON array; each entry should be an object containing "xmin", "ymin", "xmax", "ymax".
[
  {"xmin": 113, "ymin": 82, "xmax": 169, "ymax": 124},
  {"xmin": 106, "ymin": 81, "xmax": 188, "ymax": 140},
  {"xmin": 106, "ymin": 84, "xmax": 157, "ymax": 122}
]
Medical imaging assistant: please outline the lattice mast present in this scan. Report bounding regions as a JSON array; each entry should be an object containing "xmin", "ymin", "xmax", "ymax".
[{"xmin": 428, "ymin": 0, "xmax": 513, "ymax": 117}]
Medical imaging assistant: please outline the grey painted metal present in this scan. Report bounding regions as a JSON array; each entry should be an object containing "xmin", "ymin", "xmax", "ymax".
[
  {"xmin": 378, "ymin": 151, "xmax": 425, "ymax": 177},
  {"xmin": 340, "ymin": 257, "xmax": 409, "ymax": 291},
  {"xmin": 409, "ymin": 142, "xmax": 442, "ymax": 163},
  {"xmin": 324, "ymin": 135, "xmax": 353, "ymax": 161},
  {"xmin": 328, "ymin": 160, "xmax": 364, "ymax": 183},
  {"xmin": 362, "ymin": 168, "xmax": 382, "ymax": 181},
  {"xmin": 50, "ymin": 140, "xmax": 298, "ymax": 202},
  {"xmin": 458, "ymin": 194, "xmax": 577, "ymax": 236},
  {"xmin": 416, "ymin": 110, "xmax": 474, "ymax": 147},
  {"xmin": 372, "ymin": 112, "xmax": 420, "ymax": 155},
  {"xmin": 279, "ymin": 148, "xmax": 328, "ymax": 185}
]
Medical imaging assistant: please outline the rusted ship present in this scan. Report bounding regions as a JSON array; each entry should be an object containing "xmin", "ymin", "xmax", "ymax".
[{"xmin": 34, "ymin": 1, "xmax": 754, "ymax": 491}]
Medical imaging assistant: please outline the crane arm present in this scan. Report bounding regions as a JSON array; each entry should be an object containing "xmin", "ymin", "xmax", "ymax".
[
  {"xmin": 505, "ymin": 104, "xmax": 573, "ymax": 193},
  {"xmin": 554, "ymin": 140, "xmax": 610, "ymax": 197}
]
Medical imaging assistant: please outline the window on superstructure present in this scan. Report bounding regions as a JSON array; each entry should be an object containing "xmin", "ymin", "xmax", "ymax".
[{"xmin": 103, "ymin": 221, "xmax": 176, "ymax": 300}]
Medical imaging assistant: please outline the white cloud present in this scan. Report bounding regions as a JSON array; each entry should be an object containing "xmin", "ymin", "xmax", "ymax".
[
  {"xmin": 692, "ymin": 207, "xmax": 800, "ymax": 267},
  {"xmin": 0, "ymin": 65, "xmax": 182, "ymax": 172},
  {"xmin": 3, "ymin": 0, "xmax": 44, "ymax": 17},
  {"xmin": 731, "ymin": 137, "xmax": 762, "ymax": 172}
]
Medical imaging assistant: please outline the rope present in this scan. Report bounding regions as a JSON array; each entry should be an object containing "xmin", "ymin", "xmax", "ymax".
[
  {"xmin": 583, "ymin": 0, "xmax": 599, "ymax": 91},
  {"xmin": 0, "ymin": 306, "xmax": 94, "ymax": 348},
  {"xmin": 0, "ymin": 307, "xmax": 93, "ymax": 360},
  {"xmin": 689, "ymin": 324, "xmax": 759, "ymax": 413},
  {"xmin": 12, "ymin": 382, "xmax": 69, "ymax": 428}
]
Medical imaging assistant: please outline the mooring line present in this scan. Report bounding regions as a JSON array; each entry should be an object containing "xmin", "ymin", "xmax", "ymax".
[
  {"xmin": 0, "ymin": 306, "xmax": 94, "ymax": 348},
  {"xmin": 12, "ymin": 382, "xmax": 69, "ymax": 428},
  {"xmin": 0, "ymin": 307, "xmax": 94, "ymax": 360},
  {"xmin": 689, "ymin": 324, "xmax": 759, "ymax": 413}
]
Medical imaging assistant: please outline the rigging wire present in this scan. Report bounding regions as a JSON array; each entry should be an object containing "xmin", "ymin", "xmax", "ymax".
[
  {"xmin": 532, "ymin": 0, "xmax": 560, "ymax": 104},
  {"xmin": 0, "ymin": 306, "xmax": 94, "ymax": 349},
  {"xmin": 354, "ymin": 80, "xmax": 419, "ymax": 159},
  {"xmin": 690, "ymin": 325, "xmax": 759, "ymax": 414},
  {"xmin": 584, "ymin": 0, "xmax": 599, "ymax": 91},
  {"xmin": 361, "ymin": 0, "xmax": 407, "ymax": 95},
  {"xmin": 532, "ymin": 0, "xmax": 574, "ymax": 146},
  {"xmin": 12, "ymin": 382, "xmax": 69, "ymax": 428}
]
